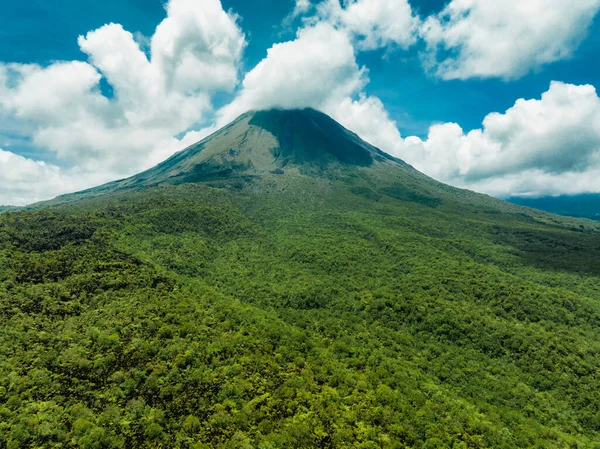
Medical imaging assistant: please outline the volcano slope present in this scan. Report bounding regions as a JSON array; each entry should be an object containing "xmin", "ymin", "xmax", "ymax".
[{"xmin": 1, "ymin": 109, "xmax": 600, "ymax": 449}]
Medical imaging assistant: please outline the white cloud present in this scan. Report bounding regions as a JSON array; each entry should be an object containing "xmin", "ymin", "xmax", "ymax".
[
  {"xmin": 317, "ymin": 0, "xmax": 419, "ymax": 50},
  {"xmin": 290, "ymin": 0, "xmax": 312, "ymax": 20},
  {"xmin": 150, "ymin": 0, "xmax": 246, "ymax": 94},
  {"xmin": 421, "ymin": 0, "xmax": 600, "ymax": 80},
  {"xmin": 0, "ymin": 0, "xmax": 246, "ymax": 205},
  {"xmin": 402, "ymin": 82, "xmax": 600, "ymax": 197},
  {"xmin": 0, "ymin": 149, "xmax": 102, "ymax": 206},
  {"xmin": 217, "ymin": 23, "xmax": 367, "ymax": 125},
  {"xmin": 0, "ymin": 62, "xmax": 109, "ymax": 127},
  {"xmin": 458, "ymin": 169, "xmax": 600, "ymax": 198}
]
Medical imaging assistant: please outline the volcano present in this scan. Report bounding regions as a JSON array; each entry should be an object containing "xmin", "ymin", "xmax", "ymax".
[
  {"xmin": 2, "ymin": 109, "xmax": 600, "ymax": 448},
  {"xmin": 47, "ymin": 108, "xmax": 516, "ymax": 212},
  {"xmin": 111, "ymin": 108, "xmax": 407, "ymax": 187}
]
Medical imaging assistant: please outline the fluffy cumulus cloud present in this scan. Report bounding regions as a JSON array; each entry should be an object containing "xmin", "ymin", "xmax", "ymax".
[
  {"xmin": 405, "ymin": 82, "xmax": 600, "ymax": 197},
  {"xmin": 316, "ymin": 0, "xmax": 419, "ymax": 50},
  {"xmin": 217, "ymin": 23, "xmax": 367, "ymax": 124},
  {"xmin": 0, "ymin": 0, "xmax": 245, "ymax": 205},
  {"xmin": 421, "ymin": 0, "xmax": 600, "ymax": 80},
  {"xmin": 0, "ymin": 149, "xmax": 96, "ymax": 205},
  {"xmin": 150, "ymin": 0, "xmax": 246, "ymax": 94}
]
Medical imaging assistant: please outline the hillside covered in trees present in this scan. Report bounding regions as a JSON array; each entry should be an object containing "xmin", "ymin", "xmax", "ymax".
[{"xmin": 1, "ymin": 109, "xmax": 600, "ymax": 448}]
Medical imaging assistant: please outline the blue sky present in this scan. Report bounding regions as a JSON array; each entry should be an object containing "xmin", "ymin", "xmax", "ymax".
[{"xmin": 2, "ymin": 0, "xmax": 600, "ymax": 204}]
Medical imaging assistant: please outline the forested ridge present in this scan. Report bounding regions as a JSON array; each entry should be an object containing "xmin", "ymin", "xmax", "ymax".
[
  {"xmin": 1, "ymin": 179, "xmax": 600, "ymax": 448},
  {"xmin": 508, "ymin": 194, "xmax": 600, "ymax": 221}
]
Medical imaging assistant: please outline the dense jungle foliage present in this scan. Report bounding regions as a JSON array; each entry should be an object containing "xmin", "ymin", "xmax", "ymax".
[{"xmin": 1, "ymin": 177, "xmax": 600, "ymax": 449}]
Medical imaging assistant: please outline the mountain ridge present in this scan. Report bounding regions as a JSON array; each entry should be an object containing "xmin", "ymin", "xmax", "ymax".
[{"xmin": 508, "ymin": 193, "xmax": 600, "ymax": 221}]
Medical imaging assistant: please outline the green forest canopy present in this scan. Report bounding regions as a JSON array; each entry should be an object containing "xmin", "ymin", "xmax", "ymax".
[{"xmin": 1, "ymin": 177, "xmax": 600, "ymax": 448}]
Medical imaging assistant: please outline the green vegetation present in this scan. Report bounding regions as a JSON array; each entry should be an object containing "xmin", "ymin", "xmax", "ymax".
[
  {"xmin": 1, "ymin": 109, "xmax": 600, "ymax": 448},
  {"xmin": 2, "ymin": 180, "xmax": 600, "ymax": 448}
]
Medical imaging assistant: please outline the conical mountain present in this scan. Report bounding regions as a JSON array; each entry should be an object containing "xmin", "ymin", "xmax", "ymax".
[
  {"xmin": 49, "ymin": 108, "xmax": 501, "ymax": 211},
  {"xmin": 3, "ymin": 109, "xmax": 600, "ymax": 447},
  {"xmin": 121, "ymin": 108, "xmax": 406, "ymax": 187}
]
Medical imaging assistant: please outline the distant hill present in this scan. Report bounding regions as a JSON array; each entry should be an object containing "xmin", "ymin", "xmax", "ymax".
[
  {"xmin": 508, "ymin": 194, "xmax": 600, "ymax": 221},
  {"xmin": 2, "ymin": 109, "xmax": 600, "ymax": 448},
  {"xmin": 0, "ymin": 205, "xmax": 17, "ymax": 212}
]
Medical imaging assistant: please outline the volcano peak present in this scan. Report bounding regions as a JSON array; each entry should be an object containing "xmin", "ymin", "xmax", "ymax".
[
  {"xmin": 114, "ymin": 108, "xmax": 404, "ymax": 189},
  {"xmin": 247, "ymin": 108, "xmax": 384, "ymax": 167}
]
